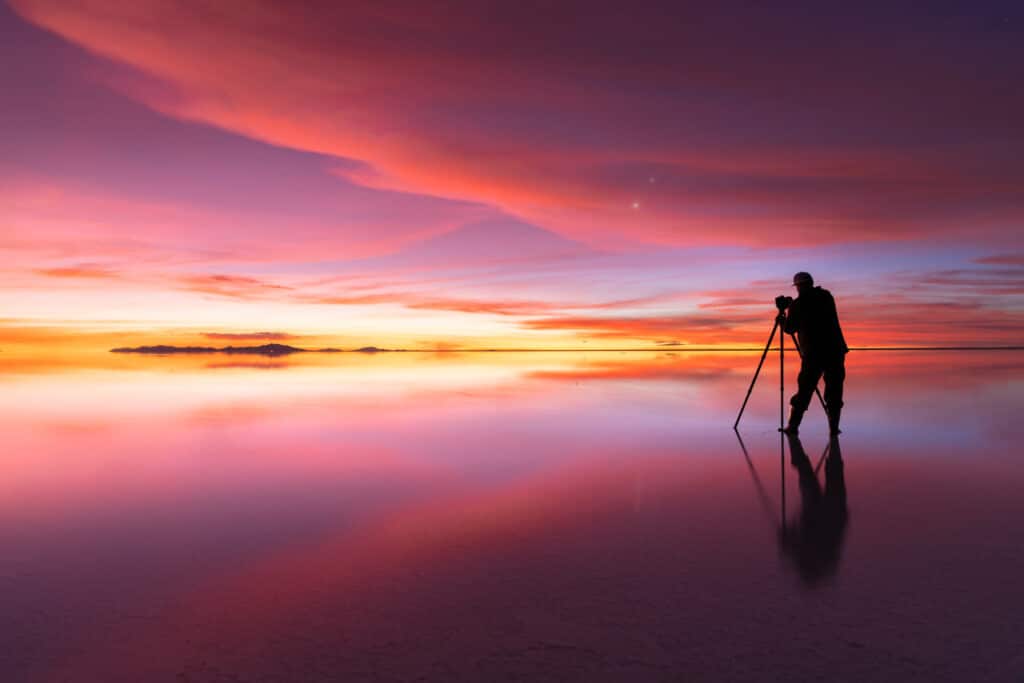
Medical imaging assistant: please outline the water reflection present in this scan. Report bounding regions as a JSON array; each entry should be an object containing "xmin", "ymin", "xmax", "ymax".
[
  {"xmin": 737, "ymin": 430, "xmax": 850, "ymax": 586},
  {"xmin": 780, "ymin": 434, "xmax": 849, "ymax": 585},
  {"xmin": 734, "ymin": 428, "xmax": 779, "ymax": 525},
  {"xmin": 2, "ymin": 351, "xmax": 1023, "ymax": 681}
]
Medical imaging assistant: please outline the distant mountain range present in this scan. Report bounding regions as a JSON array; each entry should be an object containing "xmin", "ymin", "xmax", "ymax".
[{"xmin": 110, "ymin": 344, "xmax": 400, "ymax": 356}]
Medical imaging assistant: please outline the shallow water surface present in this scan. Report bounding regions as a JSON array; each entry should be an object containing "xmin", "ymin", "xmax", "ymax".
[{"xmin": 2, "ymin": 351, "xmax": 1023, "ymax": 681}]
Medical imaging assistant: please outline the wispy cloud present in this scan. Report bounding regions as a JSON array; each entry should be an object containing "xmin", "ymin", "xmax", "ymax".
[
  {"xmin": 406, "ymin": 298, "xmax": 568, "ymax": 317},
  {"xmin": 201, "ymin": 331, "xmax": 296, "ymax": 341},
  {"xmin": 974, "ymin": 254, "xmax": 1024, "ymax": 267},
  {"xmin": 521, "ymin": 312, "xmax": 763, "ymax": 344},
  {"xmin": 179, "ymin": 274, "xmax": 293, "ymax": 300},
  {"xmin": 34, "ymin": 265, "xmax": 120, "ymax": 279}
]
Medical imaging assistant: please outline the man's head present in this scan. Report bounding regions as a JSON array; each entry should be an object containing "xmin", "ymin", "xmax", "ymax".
[{"xmin": 792, "ymin": 271, "xmax": 814, "ymax": 295}]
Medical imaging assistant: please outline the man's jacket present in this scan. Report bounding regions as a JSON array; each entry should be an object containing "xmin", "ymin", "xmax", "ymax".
[{"xmin": 783, "ymin": 287, "xmax": 848, "ymax": 361}]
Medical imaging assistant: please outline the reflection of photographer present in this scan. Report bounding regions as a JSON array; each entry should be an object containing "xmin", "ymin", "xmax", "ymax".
[
  {"xmin": 779, "ymin": 434, "xmax": 848, "ymax": 584},
  {"xmin": 776, "ymin": 272, "xmax": 848, "ymax": 434}
]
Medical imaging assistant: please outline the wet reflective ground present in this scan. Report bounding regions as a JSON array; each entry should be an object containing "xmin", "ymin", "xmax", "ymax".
[{"xmin": 2, "ymin": 351, "xmax": 1023, "ymax": 682}]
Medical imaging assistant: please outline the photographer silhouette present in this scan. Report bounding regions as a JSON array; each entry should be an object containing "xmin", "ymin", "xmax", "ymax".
[{"xmin": 777, "ymin": 272, "xmax": 848, "ymax": 435}]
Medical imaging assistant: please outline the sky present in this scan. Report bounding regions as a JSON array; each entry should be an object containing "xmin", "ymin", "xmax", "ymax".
[{"xmin": 2, "ymin": 0, "xmax": 1023, "ymax": 352}]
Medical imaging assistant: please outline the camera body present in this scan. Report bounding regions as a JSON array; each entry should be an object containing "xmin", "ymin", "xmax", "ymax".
[{"xmin": 775, "ymin": 295, "xmax": 794, "ymax": 311}]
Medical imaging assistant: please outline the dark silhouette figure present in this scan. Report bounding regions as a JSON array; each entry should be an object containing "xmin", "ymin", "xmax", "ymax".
[
  {"xmin": 778, "ymin": 271, "xmax": 848, "ymax": 434},
  {"xmin": 779, "ymin": 434, "xmax": 849, "ymax": 585}
]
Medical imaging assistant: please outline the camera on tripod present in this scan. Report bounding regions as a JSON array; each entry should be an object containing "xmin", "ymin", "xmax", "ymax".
[{"xmin": 775, "ymin": 295, "xmax": 794, "ymax": 311}]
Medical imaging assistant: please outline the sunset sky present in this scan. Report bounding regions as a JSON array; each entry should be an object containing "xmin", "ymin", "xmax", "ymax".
[{"xmin": 3, "ymin": 1, "xmax": 1023, "ymax": 352}]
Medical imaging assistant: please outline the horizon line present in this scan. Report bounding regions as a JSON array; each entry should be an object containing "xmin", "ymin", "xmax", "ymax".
[
  {"xmin": 417, "ymin": 346, "xmax": 1024, "ymax": 352},
  {"xmin": 105, "ymin": 345, "xmax": 1024, "ymax": 353}
]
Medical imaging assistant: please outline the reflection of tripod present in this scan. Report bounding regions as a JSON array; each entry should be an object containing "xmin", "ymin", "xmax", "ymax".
[
  {"xmin": 735, "ymin": 429, "xmax": 831, "ymax": 535},
  {"xmin": 733, "ymin": 315, "xmax": 825, "ymax": 431}
]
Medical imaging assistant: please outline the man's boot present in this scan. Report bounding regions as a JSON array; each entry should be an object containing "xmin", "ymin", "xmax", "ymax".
[
  {"xmin": 780, "ymin": 406, "xmax": 805, "ymax": 435},
  {"xmin": 827, "ymin": 403, "xmax": 843, "ymax": 435}
]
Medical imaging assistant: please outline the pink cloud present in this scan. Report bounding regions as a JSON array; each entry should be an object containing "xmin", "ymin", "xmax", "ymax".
[
  {"xmin": 178, "ymin": 274, "xmax": 292, "ymax": 300},
  {"xmin": 11, "ymin": 1, "xmax": 1023, "ymax": 249},
  {"xmin": 521, "ymin": 312, "xmax": 764, "ymax": 344},
  {"xmin": 975, "ymin": 254, "xmax": 1024, "ymax": 266},
  {"xmin": 34, "ymin": 265, "xmax": 120, "ymax": 279},
  {"xmin": 520, "ymin": 278, "xmax": 1024, "ymax": 347},
  {"xmin": 4, "ymin": 3, "xmax": 1023, "ymax": 348}
]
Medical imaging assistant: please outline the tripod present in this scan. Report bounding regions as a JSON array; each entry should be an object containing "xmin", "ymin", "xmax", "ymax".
[{"xmin": 733, "ymin": 315, "xmax": 826, "ymax": 431}]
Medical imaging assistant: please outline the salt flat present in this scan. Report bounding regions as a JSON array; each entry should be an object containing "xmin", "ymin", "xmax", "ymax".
[{"xmin": 2, "ymin": 350, "xmax": 1022, "ymax": 682}]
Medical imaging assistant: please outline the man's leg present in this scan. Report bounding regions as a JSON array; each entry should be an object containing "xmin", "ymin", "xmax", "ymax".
[
  {"xmin": 824, "ymin": 436, "xmax": 846, "ymax": 510},
  {"xmin": 823, "ymin": 360, "xmax": 846, "ymax": 435},
  {"xmin": 786, "ymin": 433, "xmax": 823, "ymax": 506},
  {"xmin": 784, "ymin": 359, "xmax": 823, "ymax": 434}
]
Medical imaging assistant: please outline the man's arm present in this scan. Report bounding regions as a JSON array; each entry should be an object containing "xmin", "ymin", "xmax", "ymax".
[{"xmin": 781, "ymin": 300, "xmax": 800, "ymax": 334}]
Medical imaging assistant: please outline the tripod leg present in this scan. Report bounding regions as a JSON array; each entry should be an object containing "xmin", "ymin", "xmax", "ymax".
[
  {"xmin": 780, "ymin": 321, "xmax": 784, "ymax": 431},
  {"xmin": 789, "ymin": 334, "xmax": 828, "ymax": 413},
  {"xmin": 814, "ymin": 440, "xmax": 831, "ymax": 476},
  {"xmin": 780, "ymin": 429, "xmax": 786, "ymax": 534},
  {"xmin": 735, "ymin": 430, "xmax": 776, "ymax": 525},
  {"xmin": 733, "ymin": 320, "xmax": 779, "ymax": 430}
]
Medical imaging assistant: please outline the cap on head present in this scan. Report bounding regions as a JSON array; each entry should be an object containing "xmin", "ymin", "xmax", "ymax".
[{"xmin": 792, "ymin": 272, "xmax": 814, "ymax": 287}]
